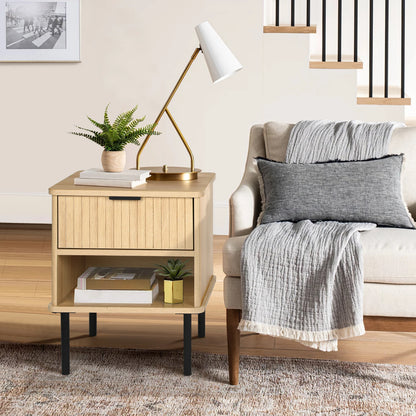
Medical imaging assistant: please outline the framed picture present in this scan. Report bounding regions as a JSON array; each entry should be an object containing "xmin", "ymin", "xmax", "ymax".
[{"xmin": 0, "ymin": 0, "xmax": 80, "ymax": 62}]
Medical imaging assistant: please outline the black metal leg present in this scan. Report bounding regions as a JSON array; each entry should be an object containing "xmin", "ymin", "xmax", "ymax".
[
  {"xmin": 198, "ymin": 311, "xmax": 205, "ymax": 338},
  {"xmin": 60, "ymin": 313, "xmax": 70, "ymax": 375},
  {"xmin": 183, "ymin": 314, "xmax": 192, "ymax": 376},
  {"xmin": 89, "ymin": 313, "xmax": 97, "ymax": 337}
]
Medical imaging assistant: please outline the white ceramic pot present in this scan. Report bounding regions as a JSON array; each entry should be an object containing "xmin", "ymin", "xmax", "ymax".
[{"xmin": 101, "ymin": 150, "xmax": 126, "ymax": 172}]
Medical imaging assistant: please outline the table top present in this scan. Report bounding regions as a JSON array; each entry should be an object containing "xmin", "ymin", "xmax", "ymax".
[{"xmin": 49, "ymin": 171, "xmax": 216, "ymax": 198}]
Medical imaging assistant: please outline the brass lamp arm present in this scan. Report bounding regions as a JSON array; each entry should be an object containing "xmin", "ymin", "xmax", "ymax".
[{"xmin": 136, "ymin": 47, "xmax": 202, "ymax": 170}]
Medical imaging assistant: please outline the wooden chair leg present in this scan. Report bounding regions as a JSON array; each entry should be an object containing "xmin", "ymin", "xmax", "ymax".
[{"xmin": 226, "ymin": 308, "xmax": 241, "ymax": 385}]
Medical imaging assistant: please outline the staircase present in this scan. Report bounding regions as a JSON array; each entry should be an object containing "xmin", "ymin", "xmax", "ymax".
[{"xmin": 263, "ymin": 0, "xmax": 411, "ymax": 106}]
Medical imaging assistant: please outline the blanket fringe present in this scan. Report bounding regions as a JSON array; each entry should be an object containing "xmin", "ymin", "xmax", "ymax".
[{"xmin": 238, "ymin": 319, "xmax": 365, "ymax": 343}]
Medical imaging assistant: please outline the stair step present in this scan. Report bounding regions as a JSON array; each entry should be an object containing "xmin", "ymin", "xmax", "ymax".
[
  {"xmin": 310, "ymin": 61, "xmax": 363, "ymax": 69},
  {"xmin": 357, "ymin": 86, "xmax": 411, "ymax": 106},
  {"xmin": 263, "ymin": 25, "xmax": 317, "ymax": 34},
  {"xmin": 309, "ymin": 55, "xmax": 363, "ymax": 69},
  {"xmin": 357, "ymin": 97, "xmax": 411, "ymax": 105}
]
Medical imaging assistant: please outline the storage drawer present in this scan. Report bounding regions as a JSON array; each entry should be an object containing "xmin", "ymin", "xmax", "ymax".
[{"xmin": 57, "ymin": 196, "xmax": 194, "ymax": 250}]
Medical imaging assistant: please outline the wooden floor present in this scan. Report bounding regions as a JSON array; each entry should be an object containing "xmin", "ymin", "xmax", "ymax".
[{"xmin": 0, "ymin": 227, "xmax": 415, "ymax": 365}]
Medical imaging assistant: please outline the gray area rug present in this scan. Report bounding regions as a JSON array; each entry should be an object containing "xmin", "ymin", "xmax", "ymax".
[{"xmin": 0, "ymin": 344, "xmax": 415, "ymax": 415}]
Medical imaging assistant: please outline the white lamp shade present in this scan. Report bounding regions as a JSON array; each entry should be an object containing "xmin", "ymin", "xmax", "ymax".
[{"xmin": 195, "ymin": 21, "xmax": 243, "ymax": 84}]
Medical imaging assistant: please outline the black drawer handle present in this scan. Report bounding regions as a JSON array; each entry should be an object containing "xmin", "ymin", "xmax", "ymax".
[{"xmin": 109, "ymin": 196, "xmax": 141, "ymax": 201}]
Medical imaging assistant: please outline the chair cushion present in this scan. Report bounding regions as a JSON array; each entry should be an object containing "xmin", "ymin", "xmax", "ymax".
[
  {"xmin": 263, "ymin": 122, "xmax": 416, "ymax": 218},
  {"xmin": 361, "ymin": 227, "xmax": 416, "ymax": 283},
  {"xmin": 223, "ymin": 276, "xmax": 416, "ymax": 317},
  {"xmin": 223, "ymin": 227, "xmax": 416, "ymax": 284}
]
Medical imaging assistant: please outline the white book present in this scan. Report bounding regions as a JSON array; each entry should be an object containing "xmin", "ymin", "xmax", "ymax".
[
  {"xmin": 76, "ymin": 267, "xmax": 157, "ymax": 290},
  {"xmin": 74, "ymin": 177, "xmax": 147, "ymax": 188},
  {"xmin": 76, "ymin": 266, "xmax": 97, "ymax": 289},
  {"xmin": 74, "ymin": 281, "xmax": 159, "ymax": 304},
  {"xmin": 80, "ymin": 168, "xmax": 151, "ymax": 181}
]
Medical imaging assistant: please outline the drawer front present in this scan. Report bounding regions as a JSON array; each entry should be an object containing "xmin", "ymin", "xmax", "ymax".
[{"xmin": 58, "ymin": 196, "xmax": 194, "ymax": 250}]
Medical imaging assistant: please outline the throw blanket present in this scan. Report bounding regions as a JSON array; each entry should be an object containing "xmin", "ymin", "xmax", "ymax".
[
  {"xmin": 286, "ymin": 120, "xmax": 398, "ymax": 162},
  {"xmin": 239, "ymin": 120, "xmax": 400, "ymax": 351}
]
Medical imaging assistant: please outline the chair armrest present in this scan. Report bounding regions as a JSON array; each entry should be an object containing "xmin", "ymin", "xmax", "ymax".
[
  {"xmin": 229, "ymin": 170, "xmax": 260, "ymax": 237},
  {"xmin": 228, "ymin": 124, "xmax": 266, "ymax": 237}
]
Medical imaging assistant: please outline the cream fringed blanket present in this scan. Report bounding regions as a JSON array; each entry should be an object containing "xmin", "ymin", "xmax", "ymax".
[{"xmin": 239, "ymin": 120, "xmax": 400, "ymax": 351}]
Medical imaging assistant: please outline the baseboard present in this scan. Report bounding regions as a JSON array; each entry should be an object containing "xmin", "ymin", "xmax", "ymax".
[
  {"xmin": 0, "ymin": 193, "xmax": 230, "ymax": 235},
  {"xmin": 0, "ymin": 223, "xmax": 52, "ymax": 230}
]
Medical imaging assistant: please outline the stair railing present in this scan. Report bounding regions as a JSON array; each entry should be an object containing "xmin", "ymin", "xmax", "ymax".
[{"xmin": 268, "ymin": 0, "xmax": 408, "ymax": 103}]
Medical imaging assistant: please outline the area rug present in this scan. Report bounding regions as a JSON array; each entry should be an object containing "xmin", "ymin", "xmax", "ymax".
[{"xmin": 0, "ymin": 344, "xmax": 415, "ymax": 415}]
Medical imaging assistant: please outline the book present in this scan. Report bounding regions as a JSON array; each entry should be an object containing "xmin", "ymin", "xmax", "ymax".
[
  {"xmin": 74, "ymin": 281, "xmax": 159, "ymax": 304},
  {"xmin": 80, "ymin": 168, "xmax": 151, "ymax": 181},
  {"xmin": 74, "ymin": 177, "xmax": 148, "ymax": 188},
  {"xmin": 77, "ymin": 267, "xmax": 157, "ymax": 290}
]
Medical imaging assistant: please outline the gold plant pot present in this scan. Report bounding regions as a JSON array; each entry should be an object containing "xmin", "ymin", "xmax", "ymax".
[{"xmin": 164, "ymin": 279, "xmax": 184, "ymax": 304}]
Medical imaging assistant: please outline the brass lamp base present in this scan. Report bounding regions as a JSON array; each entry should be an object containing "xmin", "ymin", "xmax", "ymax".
[{"xmin": 143, "ymin": 166, "xmax": 201, "ymax": 181}]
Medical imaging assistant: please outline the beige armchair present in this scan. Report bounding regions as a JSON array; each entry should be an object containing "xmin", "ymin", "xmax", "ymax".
[{"xmin": 223, "ymin": 122, "xmax": 416, "ymax": 385}]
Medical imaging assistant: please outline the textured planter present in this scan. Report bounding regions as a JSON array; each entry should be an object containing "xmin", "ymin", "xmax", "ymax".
[
  {"xmin": 164, "ymin": 279, "xmax": 184, "ymax": 304},
  {"xmin": 101, "ymin": 150, "xmax": 126, "ymax": 172}
]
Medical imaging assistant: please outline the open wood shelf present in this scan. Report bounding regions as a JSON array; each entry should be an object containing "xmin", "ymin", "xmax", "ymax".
[
  {"xmin": 49, "ymin": 275, "xmax": 215, "ymax": 314},
  {"xmin": 263, "ymin": 25, "xmax": 317, "ymax": 34}
]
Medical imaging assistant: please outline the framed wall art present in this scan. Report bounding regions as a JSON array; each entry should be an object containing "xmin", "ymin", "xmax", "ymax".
[{"xmin": 0, "ymin": 0, "xmax": 80, "ymax": 62}]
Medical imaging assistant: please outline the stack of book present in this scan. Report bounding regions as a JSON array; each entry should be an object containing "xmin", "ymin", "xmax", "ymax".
[
  {"xmin": 74, "ymin": 168, "xmax": 151, "ymax": 188},
  {"xmin": 74, "ymin": 267, "xmax": 159, "ymax": 304}
]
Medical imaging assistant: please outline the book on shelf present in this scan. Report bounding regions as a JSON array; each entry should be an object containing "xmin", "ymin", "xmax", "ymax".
[
  {"xmin": 74, "ymin": 281, "xmax": 159, "ymax": 304},
  {"xmin": 74, "ymin": 177, "xmax": 147, "ymax": 188},
  {"xmin": 77, "ymin": 267, "xmax": 157, "ymax": 290},
  {"xmin": 80, "ymin": 168, "xmax": 151, "ymax": 181}
]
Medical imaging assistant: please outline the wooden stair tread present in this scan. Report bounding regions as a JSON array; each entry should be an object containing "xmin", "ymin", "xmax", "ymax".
[
  {"xmin": 357, "ymin": 86, "xmax": 411, "ymax": 105},
  {"xmin": 357, "ymin": 97, "xmax": 411, "ymax": 105},
  {"xmin": 263, "ymin": 25, "xmax": 316, "ymax": 34},
  {"xmin": 309, "ymin": 55, "xmax": 363, "ymax": 69},
  {"xmin": 310, "ymin": 61, "xmax": 363, "ymax": 69}
]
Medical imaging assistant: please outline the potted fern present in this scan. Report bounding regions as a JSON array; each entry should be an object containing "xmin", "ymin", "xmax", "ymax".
[
  {"xmin": 156, "ymin": 259, "xmax": 192, "ymax": 304},
  {"xmin": 71, "ymin": 105, "xmax": 159, "ymax": 172}
]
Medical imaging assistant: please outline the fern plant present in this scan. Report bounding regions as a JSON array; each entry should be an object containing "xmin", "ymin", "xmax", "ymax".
[
  {"xmin": 155, "ymin": 259, "xmax": 192, "ymax": 281},
  {"xmin": 71, "ymin": 105, "xmax": 160, "ymax": 151}
]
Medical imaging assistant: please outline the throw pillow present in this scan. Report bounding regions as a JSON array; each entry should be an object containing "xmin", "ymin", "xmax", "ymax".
[
  {"xmin": 257, "ymin": 154, "xmax": 415, "ymax": 229},
  {"xmin": 263, "ymin": 121, "xmax": 416, "ymax": 218}
]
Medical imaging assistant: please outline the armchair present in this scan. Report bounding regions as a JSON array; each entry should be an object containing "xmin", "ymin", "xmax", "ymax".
[{"xmin": 223, "ymin": 122, "xmax": 416, "ymax": 385}]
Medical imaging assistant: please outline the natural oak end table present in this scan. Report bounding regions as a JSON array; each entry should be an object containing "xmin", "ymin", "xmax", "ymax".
[{"xmin": 48, "ymin": 171, "xmax": 216, "ymax": 376}]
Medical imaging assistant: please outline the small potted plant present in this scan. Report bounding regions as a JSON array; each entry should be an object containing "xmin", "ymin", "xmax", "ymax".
[
  {"xmin": 156, "ymin": 259, "xmax": 192, "ymax": 304},
  {"xmin": 71, "ymin": 105, "xmax": 159, "ymax": 172}
]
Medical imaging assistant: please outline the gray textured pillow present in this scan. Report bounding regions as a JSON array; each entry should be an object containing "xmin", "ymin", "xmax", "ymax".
[{"xmin": 257, "ymin": 155, "xmax": 415, "ymax": 229}]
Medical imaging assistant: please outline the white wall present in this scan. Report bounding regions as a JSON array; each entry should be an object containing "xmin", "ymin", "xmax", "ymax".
[{"xmin": 0, "ymin": 0, "xmax": 406, "ymax": 234}]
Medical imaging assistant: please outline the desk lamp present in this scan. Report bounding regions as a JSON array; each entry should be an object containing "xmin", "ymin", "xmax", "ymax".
[{"xmin": 136, "ymin": 21, "xmax": 242, "ymax": 180}]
